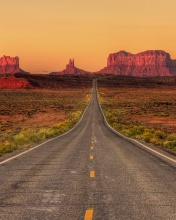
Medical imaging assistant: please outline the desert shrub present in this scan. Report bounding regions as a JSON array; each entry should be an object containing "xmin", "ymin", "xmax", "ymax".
[
  {"xmin": 163, "ymin": 141, "xmax": 176, "ymax": 150},
  {"xmin": 144, "ymin": 128, "xmax": 155, "ymax": 134},
  {"xmin": 27, "ymin": 131, "xmax": 41, "ymax": 143},
  {"xmin": 123, "ymin": 125, "xmax": 145, "ymax": 138},
  {"xmin": 104, "ymin": 111, "xmax": 113, "ymax": 123},
  {"xmin": 123, "ymin": 129, "xmax": 135, "ymax": 137},
  {"xmin": 137, "ymin": 126, "xmax": 145, "ymax": 133},
  {"xmin": 142, "ymin": 132, "xmax": 153, "ymax": 143},
  {"xmin": 13, "ymin": 132, "xmax": 30, "ymax": 146},
  {"xmin": 166, "ymin": 134, "xmax": 176, "ymax": 141},
  {"xmin": 112, "ymin": 122, "xmax": 122, "ymax": 131},
  {"xmin": 38, "ymin": 128, "xmax": 48, "ymax": 140},
  {"xmin": 0, "ymin": 141, "xmax": 17, "ymax": 156},
  {"xmin": 154, "ymin": 130, "xmax": 167, "ymax": 139},
  {"xmin": 55, "ymin": 122, "xmax": 70, "ymax": 133},
  {"xmin": 13, "ymin": 129, "xmax": 41, "ymax": 147},
  {"xmin": 45, "ymin": 128, "xmax": 60, "ymax": 138}
]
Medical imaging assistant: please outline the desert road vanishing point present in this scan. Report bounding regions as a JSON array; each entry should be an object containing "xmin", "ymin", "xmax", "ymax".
[{"xmin": 0, "ymin": 80, "xmax": 176, "ymax": 220}]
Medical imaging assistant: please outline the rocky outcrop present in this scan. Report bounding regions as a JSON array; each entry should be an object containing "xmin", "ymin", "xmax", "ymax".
[
  {"xmin": 0, "ymin": 55, "xmax": 28, "ymax": 74},
  {"xmin": 0, "ymin": 74, "xmax": 93, "ymax": 89},
  {"xmin": 50, "ymin": 59, "xmax": 89, "ymax": 75},
  {"xmin": 0, "ymin": 75, "xmax": 33, "ymax": 89},
  {"xmin": 99, "ymin": 50, "xmax": 176, "ymax": 76}
]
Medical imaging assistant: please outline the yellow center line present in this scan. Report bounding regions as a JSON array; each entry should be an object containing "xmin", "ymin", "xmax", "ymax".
[
  {"xmin": 90, "ymin": 155, "xmax": 94, "ymax": 160},
  {"xmin": 91, "ymin": 146, "xmax": 94, "ymax": 150},
  {"xmin": 90, "ymin": 171, "xmax": 95, "ymax": 178},
  {"xmin": 84, "ymin": 209, "xmax": 94, "ymax": 220}
]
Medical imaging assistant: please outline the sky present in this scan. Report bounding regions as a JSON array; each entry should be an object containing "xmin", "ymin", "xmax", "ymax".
[{"xmin": 0, "ymin": 0, "xmax": 176, "ymax": 73}]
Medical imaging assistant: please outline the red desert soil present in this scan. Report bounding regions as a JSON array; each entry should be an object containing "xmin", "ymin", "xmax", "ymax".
[
  {"xmin": 98, "ymin": 76, "xmax": 176, "ymax": 133},
  {"xmin": 0, "ymin": 109, "xmax": 65, "ymax": 130},
  {"xmin": 0, "ymin": 88, "xmax": 90, "ymax": 135}
]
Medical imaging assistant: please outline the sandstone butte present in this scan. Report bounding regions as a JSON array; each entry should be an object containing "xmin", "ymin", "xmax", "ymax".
[
  {"xmin": 98, "ymin": 50, "xmax": 176, "ymax": 76},
  {"xmin": 0, "ymin": 55, "xmax": 28, "ymax": 74},
  {"xmin": 1, "ymin": 50, "xmax": 176, "ymax": 79},
  {"xmin": 50, "ymin": 59, "xmax": 90, "ymax": 75},
  {"xmin": 0, "ymin": 55, "xmax": 30, "ymax": 89}
]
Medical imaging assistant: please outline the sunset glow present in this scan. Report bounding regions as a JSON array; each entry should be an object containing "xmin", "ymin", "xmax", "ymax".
[{"xmin": 0, "ymin": 0, "xmax": 176, "ymax": 73}]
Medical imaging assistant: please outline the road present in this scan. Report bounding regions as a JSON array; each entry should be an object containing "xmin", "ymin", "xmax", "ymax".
[{"xmin": 0, "ymin": 80, "xmax": 176, "ymax": 220}]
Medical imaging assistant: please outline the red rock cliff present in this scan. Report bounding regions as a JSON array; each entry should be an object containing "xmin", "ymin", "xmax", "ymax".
[
  {"xmin": 0, "ymin": 55, "xmax": 28, "ymax": 74},
  {"xmin": 99, "ymin": 50, "xmax": 176, "ymax": 76}
]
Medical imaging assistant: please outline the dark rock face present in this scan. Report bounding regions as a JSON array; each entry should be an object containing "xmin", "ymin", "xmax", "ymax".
[
  {"xmin": 0, "ymin": 55, "xmax": 28, "ymax": 74},
  {"xmin": 50, "ymin": 59, "xmax": 88, "ymax": 75},
  {"xmin": 99, "ymin": 50, "xmax": 176, "ymax": 76}
]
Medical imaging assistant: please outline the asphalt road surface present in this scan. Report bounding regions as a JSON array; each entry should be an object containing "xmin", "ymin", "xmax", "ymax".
[{"xmin": 0, "ymin": 80, "xmax": 176, "ymax": 220}]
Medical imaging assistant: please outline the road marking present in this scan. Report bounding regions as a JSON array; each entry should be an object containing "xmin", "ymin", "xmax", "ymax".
[
  {"xmin": 90, "ymin": 155, "xmax": 94, "ymax": 160},
  {"xmin": 131, "ymin": 139, "xmax": 176, "ymax": 163},
  {"xmin": 91, "ymin": 146, "xmax": 94, "ymax": 150},
  {"xmin": 84, "ymin": 209, "xmax": 94, "ymax": 220},
  {"xmin": 90, "ymin": 171, "xmax": 95, "ymax": 177}
]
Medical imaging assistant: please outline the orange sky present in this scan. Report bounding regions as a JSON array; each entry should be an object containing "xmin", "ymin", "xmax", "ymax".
[{"xmin": 0, "ymin": 0, "xmax": 176, "ymax": 73}]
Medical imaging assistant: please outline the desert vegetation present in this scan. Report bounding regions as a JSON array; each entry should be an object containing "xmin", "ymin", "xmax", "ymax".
[
  {"xmin": 0, "ymin": 88, "xmax": 91, "ymax": 156},
  {"xmin": 98, "ymin": 77, "xmax": 176, "ymax": 151}
]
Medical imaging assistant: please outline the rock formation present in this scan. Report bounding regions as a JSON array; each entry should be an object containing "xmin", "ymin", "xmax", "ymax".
[
  {"xmin": 0, "ymin": 74, "xmax": 33, "ymax": 89},
  {"xmin": 0, "ymin": 55, "xmax": 28, "ymax": 74},
  {"xmin": 50, "ymin": 59, "xmax": 89, "ymax": 75},
  {"xmin": 99, "ymin": 50, "xmax": 176, "ymax": 76}
]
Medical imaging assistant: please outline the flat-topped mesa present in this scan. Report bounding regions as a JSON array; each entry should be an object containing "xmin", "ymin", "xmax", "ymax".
[
  {"xmin": 0, "ymin": 55, "xmax": 28, "ymax": 74},
  {"xmin": 107, "ymin": 50, "xmax": 172, "ymax": 67},
  {"xmin": 0, "ymin": 55, "xmax": 19, "ymax": 66},
  {"xmin": 99, "ymin": 50, "xmax": 176, "ymax": 76}
]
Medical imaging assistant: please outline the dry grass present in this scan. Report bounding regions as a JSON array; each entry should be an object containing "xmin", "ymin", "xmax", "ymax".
[
  {"xmin": 0, "ymin": 88, "xmax": 91, "ymax": 156},
  {"xmin": 98, "ymin": 84, "xmax": 176, "ymax": 151}
]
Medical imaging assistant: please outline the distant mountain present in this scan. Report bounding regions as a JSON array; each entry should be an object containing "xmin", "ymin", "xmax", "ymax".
[
  {"xmin": 0, "ymin": 55, "xmax": 29, "ymax": 74},
  {"xmin": 98, "ymin": 50, "xmax": 176, "ymax": 76},
  {"xmin": 50, "ymin": 59, "xmax": 90, "ymax": 75}
]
